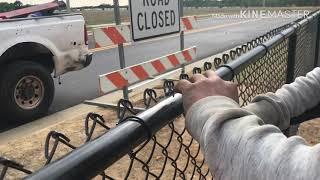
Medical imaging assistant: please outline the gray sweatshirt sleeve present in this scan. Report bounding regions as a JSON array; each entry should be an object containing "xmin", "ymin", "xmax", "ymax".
[
  {"xmin": 244, "ymin": 67, "xmax": 320, "ymax": 130},
  {"xmin": 185, "ymin": 68, "xmax": 320, "ymax": 180}
]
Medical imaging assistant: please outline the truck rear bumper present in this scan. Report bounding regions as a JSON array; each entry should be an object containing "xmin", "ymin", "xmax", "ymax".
[{"xmin": 53, "ymin": 48, "xmax": 93, "ymax": 76}]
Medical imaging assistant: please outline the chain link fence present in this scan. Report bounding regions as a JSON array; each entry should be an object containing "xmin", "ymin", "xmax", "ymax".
[
  {"xmin": 1, "ymin": 10, "xmax": 320, "ymax": 180},
  {"xmin": 235, "ymin": 39, "xmax": 289, "ymax": 107},
  {"xmin": 294, "ymin": 16, "xmax": 318, "ymax": 78}
]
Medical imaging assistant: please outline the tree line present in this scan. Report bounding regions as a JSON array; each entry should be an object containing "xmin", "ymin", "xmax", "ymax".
[{"xmin": 0, "ymin": 1, "xmax": 31, "ymax": 13}]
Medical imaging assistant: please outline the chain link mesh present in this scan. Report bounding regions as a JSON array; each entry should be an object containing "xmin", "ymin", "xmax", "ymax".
[
  {"xmin": 235, "ymin": 39, "xmax": 289, "ymax": 107},
  {"xmin": 294, "ymin": 18, "xmax": 318, "ymax": 78}
]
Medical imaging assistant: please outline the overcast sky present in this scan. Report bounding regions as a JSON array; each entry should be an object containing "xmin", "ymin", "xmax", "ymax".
[{"xmin": 0, "ymin": 0, "xmax": 128, "ymax": 7}]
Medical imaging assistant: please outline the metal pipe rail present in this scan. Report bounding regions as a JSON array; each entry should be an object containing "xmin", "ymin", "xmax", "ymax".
[{"xmin": 26, "ymin": 10, "xmax": 320, "ymax": 180}]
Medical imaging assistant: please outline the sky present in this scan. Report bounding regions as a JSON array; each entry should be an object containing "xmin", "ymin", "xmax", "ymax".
[{"xmin": 0, "ymin": 0, "xmax": 128, "ymax": 7}]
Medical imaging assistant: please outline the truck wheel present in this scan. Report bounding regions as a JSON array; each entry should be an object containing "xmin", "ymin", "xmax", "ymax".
[{"xmin": 0, "ymin": 61, "xmax": 54, "ymax": 122}]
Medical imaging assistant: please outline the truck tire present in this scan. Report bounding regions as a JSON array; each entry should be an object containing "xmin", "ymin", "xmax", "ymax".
[{"xmin": 0, "ymin": 61, "xmax": 54, "ymax": 122}]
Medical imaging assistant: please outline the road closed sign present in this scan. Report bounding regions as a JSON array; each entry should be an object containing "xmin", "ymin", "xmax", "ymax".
[{"xmin": 129, "ymin": 0, "xmax": 180, "ymax": 41}]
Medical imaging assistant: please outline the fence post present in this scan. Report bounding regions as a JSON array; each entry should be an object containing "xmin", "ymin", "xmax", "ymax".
[
  {"xmin": 314, "ymin": 14, "xmax": 320, "ymax": 67},
  {"xmin": 286, "ymin": 31, "xmax": 297, "ymax": 84},
  {"xmin": 113, "ymin": 0, "xmax": 129, "ymax": 100},
  {"xmin": 284, "ymin": 30, "xmax": 299, "ymax": 137}
]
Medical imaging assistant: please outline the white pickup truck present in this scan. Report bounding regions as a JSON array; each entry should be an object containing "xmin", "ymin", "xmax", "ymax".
[{"xmin": 0, "ymin": 14, "xmax": 92, "ymax": 122}]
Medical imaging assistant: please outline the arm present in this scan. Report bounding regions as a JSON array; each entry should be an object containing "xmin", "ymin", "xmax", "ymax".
[
  {"xmin": 176, "ymin": 69, "xmax": 320, "ymax": 180},
  {"xmin": 186, "ymin": 96, "xmax": 320, "ymax": 180},
  {"xmin": 243, "ymin": 67, "xmax": 320, "ymax": 130}
]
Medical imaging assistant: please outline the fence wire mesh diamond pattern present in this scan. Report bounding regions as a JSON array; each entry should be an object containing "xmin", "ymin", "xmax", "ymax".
[
  {"xmin": 294, "ymin": 18, "xmax": 318, "ymax": 78},
  {"xmin": 103, "ymin": 117, "xmax": 213, "ymax": 179},
  {"xmin": 236, "ymin": 39, "xmax": 289, "ymax": 107}
]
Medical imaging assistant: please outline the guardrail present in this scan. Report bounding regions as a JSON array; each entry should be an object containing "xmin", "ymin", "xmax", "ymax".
[{"xmin": 2, "ymin": 9, "xmax": 320, "ymax": 180}]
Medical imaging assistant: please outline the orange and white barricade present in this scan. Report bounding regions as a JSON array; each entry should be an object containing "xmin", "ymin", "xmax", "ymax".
[
  {"xmin": 99, "ymin": 47, "xmax": 197, "ymax": 94},
  {"xmin": 93, "ymin": 25, "xmax": 131, "ymax": 48}
]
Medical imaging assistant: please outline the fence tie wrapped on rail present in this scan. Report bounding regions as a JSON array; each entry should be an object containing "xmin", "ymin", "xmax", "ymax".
[
  {"xmin": 118, "ymin": 116, "xmax": 154, "ymax": 179},
  {"xmin": 217, "ymin": 65, "xmax": 235, "ymax": 81}
]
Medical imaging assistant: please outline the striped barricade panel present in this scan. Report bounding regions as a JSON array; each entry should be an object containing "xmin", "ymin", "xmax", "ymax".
[
  {"xmin": 181, "ymin": 16, "xmax": 198, "ymax": 31},
  {"xmin": 93, "ymin": 17, "xmax": 202, "ymax": 48},
  {"xmin": 93, "ymin": 25, "xmax": 131, "ymax": 48},
  {"xmin": 99, "ymin": 46, "xmax": 197, "ymax": 94}
]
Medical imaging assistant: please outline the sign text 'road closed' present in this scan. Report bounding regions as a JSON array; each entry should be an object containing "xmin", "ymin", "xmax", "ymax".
[{"xmin": 129, "ymin": 0, "xmax": 180, "ymax": 41}]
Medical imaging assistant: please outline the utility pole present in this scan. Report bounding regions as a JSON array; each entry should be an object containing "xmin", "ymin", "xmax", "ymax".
[{"xmin": 66, "ymin": 0, "xmax": 71, "ymax": 12}]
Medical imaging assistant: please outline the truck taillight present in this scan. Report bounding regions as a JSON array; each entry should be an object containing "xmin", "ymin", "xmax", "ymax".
[{"xmin": 84, "ymin": 24, "xmax": 89, "ymax": 46}]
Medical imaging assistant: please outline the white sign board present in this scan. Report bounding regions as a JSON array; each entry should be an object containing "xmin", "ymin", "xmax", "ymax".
[{"xmin": 129, "ymin": 0, "xmax": 180, "ymax": 41}]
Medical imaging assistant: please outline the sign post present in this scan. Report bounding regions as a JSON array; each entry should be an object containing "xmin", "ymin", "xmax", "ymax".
[
  {"xmin": 114, "ymin": 0, "xmax": 129, "ymax": 100},
  {"xmin": 129, "ymin": 0, "xmax": 181, "ymax": 41},
  {"xmin": 179, "ymin": 0, "xmax": 185, "ymax": 73}
]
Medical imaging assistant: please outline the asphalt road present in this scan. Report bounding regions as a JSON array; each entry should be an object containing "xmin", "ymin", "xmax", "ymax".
[{"xmin": 50, "ymin": 17, "xmax": 296, "ymax": 113}]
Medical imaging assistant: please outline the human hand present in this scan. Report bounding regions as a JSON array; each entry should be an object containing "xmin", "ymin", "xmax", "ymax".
[{"xmin": 175, "ymin": 71, "xmax": 239, "ymax": 113}]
